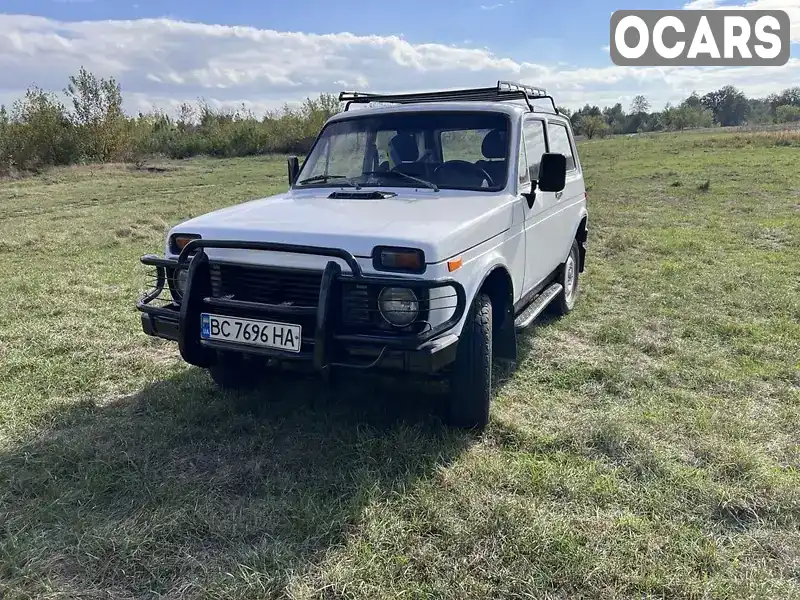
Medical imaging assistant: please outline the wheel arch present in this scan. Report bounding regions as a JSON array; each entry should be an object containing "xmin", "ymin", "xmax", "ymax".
[{"xmin": 475, "ymin": 264, "xmax": 517, "ymax": 362}]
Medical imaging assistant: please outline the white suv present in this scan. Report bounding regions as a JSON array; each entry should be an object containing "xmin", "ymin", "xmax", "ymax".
[{"xmin": 137, "ymin": 81, "xmax": 588, "ymax": 430}]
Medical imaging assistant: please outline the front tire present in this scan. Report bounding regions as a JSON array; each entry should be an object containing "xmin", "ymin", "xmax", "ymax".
[
  {"xmin": 448, "ymin": 293, "xmax": 493, "ymax": 430},
  {"xmin": 551, "ymin": 239, "xmax": 580, "ymax": 316}
]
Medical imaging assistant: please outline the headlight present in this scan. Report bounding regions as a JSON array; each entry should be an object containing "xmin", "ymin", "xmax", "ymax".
[
  {"xmin": 168, "ymin": 267, "xmax": 189, "ymax": 302},
  {"xmin": 378, "ymin": 287, "xmax": 419, "ymax": 327}
]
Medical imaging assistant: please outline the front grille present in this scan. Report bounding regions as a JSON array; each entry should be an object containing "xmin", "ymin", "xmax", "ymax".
[
  {"xmin": 341, "ymin": 283, "xmax": 372, "ymax": 326},
  {"xmin": 210, "ymin": 263, "xmax": 322, "ymax": 307},
  {"xmin": 209, "ymin": 263, "xmax": 374, "ymax": 329}
]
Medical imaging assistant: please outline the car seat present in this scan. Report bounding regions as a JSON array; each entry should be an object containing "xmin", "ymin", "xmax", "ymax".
[
  {"xmin": 477, "ymin": 129, "xmax": 508, "ymax": 186},
  {"xmin": 388, "ymin": 133, "xmax": 429, "ymax": 179}
]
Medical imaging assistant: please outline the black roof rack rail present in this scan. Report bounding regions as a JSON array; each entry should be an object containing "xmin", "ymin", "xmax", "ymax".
[{"xmin": 339, "ymin": 80, "xmax": 559, "ymax": 114}]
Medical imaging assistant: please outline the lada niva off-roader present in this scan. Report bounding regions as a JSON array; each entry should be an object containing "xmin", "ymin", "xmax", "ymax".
[{"xmin": 137, "ymin": 81, "xmax": 588, "ymax": 430}]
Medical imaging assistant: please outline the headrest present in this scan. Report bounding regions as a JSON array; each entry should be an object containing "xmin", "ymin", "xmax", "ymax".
[
  {"xmin": 389, "ymin": 133, "xmax": 420, "ymax": 162},
  {"xmin": 481, "ymin": 129, "xmax": 507, "ymax": 159}
]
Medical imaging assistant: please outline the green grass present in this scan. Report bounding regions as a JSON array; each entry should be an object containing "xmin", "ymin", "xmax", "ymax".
[{"xmin": 1, "ymin": 132, "xmax": 799, "ymax": 599}]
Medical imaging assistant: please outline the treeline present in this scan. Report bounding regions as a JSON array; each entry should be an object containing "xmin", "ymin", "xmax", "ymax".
[
  {"xmin": 3, "ymin": 67, "xmax": 800, "ymax": 174},
  {"xmin": 0, "ymin": 68, "xmax": 339, "ymax": 174},
  {"xmin": 563, "ymin": 85, "xmax": 800, "ymax": 139}
]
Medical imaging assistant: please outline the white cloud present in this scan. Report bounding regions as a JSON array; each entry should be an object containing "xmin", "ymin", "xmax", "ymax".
[
  {"xmin": 0, "ymin": 12, "xmax": 797, "ymax": 116},
  {"xmin": 683, "ymin": 0, "xmax": 721, "ymax": 8},
  {"xmin": 683, "ymin": 0, "xmax": 800, "ymax": 42}
]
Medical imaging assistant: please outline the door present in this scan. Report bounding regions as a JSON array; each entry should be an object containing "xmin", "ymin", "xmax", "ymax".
[
  {"xmin": 543, "ymin": 120, "xmax": 585, "ymax": 265},
  {"xmin": 519, "ymin": 115, "xmax": 558, "ymax": 295}
]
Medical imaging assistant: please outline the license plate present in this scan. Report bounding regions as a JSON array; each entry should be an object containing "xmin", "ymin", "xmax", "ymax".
[{"xmin": 200, "ymin": 313, "xmax": 302, "ymax": 353}]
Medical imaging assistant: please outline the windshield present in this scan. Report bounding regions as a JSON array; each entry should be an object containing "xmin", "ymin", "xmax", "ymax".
[{"xmin": 295, "ymin": 111, "xmax": 510, "ymax": 192}]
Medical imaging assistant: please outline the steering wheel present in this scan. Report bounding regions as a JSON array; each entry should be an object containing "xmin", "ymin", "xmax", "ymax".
[{"xmin": 433, "ymin": 160, "xmax": 494, "ymax": 188}]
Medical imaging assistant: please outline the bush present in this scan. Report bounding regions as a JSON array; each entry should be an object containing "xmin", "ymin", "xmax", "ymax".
[
  {"xmin": 0, "ymin": 67, "xmax": 343, "ymax": 174},
  {"xmin": 2, "ymin": 87, "xmax": 79, "ymax": 172}
]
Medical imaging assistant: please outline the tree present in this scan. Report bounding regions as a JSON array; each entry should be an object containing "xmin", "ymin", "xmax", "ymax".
[
  {"xmin": 64, "ymin": 66, "xmax": 125, "ymax": 160},
  {"xmin": 581, "ymin": 115, "xmax": 609, "ymax": 139},
  {"xmin": 630, "ymin": 95, "xmax": 650, "ymax": 115},
  {"xmin": 682, "ymin": 92, "xmax": 703, "ymax": 110},
  {"xmin": 602, "ymin": 102, "xmax": 626, "ymax": 133},
  {"xmin": 570, "ymin": 104, "xmax": 602, "ymax": 134},
  {"xmin": 700, "ymin": 85, "xmax": 748, "ymax": 127},
  {"xmin": 768, "ymin": 87, "xmax": 800, "ymax": 112},
  {"xmin": 663, "ymin": 104, "xmax": 714, "ymax": 131},
  {"xmin": 746, "ymin": 98, "xmax": 773, "ymax": 125},
  {"xmin": 776, "ymin": 105, "xmax": 800, "ymax": 123}
]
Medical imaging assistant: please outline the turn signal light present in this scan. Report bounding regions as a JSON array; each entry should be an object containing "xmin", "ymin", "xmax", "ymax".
[
  {"xmin": 169, "ymin": 233, "xmax": 201, "ymax": 254},
  {"xmin": 373, "ymin": 246, "xmax": 425, "ymax": 273},
  {"xmin": 447, "ymin": 257, "xmax": 463, "ymax": 272}
]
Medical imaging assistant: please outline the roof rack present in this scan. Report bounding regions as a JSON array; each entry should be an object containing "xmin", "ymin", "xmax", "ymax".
[{"xmin": 339, "ymin": 80, "xmax": 559, "ymax": 114}]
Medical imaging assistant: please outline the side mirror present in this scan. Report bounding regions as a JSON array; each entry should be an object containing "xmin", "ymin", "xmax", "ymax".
[
  {"xmin": 538, "ymin": 152, "xmax": 567, "ymax": 193},
  {"xmin": 287, "ymin": 156, "xmax": 300, "ymax": 186}
]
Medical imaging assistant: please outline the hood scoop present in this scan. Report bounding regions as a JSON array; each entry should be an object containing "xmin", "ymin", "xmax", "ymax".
[{"xmin": 328, "ymin": 190, "xmax": 397, "ymax": 200}]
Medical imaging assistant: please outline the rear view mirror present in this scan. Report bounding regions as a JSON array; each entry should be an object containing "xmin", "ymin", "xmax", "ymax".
[
  {"xmin": 538, "ymin": 153, "xmax": 567, "ymax": 192},
  {"xmin": 287, "ymin": 156, "xmax": 300, "ymax": 186}
]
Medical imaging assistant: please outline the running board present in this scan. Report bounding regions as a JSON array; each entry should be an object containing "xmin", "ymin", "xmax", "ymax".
[{"xmin": 514, "ymin": 283, "xmax": 563, "ymax": 330}]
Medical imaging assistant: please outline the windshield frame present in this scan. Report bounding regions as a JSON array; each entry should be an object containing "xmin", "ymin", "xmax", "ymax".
[{"xmin": 293, "ymin": 109, "xmax": 513, "ymax": 193}]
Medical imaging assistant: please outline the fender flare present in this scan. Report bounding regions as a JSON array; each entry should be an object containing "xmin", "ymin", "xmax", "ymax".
[{"xmin": 457, "ymin": 255, "xmax": 517, "ymax": 361}]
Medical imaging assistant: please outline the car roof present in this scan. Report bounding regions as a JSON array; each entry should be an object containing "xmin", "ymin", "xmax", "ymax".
[{"xmin": 328, "ymin": 101, "xmax": 527, "ymax": 120}]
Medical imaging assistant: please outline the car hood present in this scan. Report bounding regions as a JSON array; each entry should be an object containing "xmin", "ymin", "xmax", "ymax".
[{"xmin": 171, "ymin": 188, "xmax": 515, "ymax": 264}]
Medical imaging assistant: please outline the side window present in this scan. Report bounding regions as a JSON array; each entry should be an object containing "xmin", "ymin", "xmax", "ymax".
[
  {"xmin": 522, "ymin": 118, "xmax": 547, "ymax": 181},
  {"xmin": 547, "ymin": 123, "xmax": 577, "ymax": 171}
]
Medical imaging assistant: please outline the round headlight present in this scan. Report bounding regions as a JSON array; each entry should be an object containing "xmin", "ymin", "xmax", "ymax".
[
  {"xmin": 378, "ymin": 287, "xmax": 419, "ymax": 327},
  {"xmin": 169, "ymin": 267, "xmax": 189, "ymax": 301}
]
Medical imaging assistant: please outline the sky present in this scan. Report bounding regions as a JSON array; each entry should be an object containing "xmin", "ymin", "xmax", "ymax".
[{"xmin": 0, "ymin": 0, "xmax": 798, "ymax": 116}]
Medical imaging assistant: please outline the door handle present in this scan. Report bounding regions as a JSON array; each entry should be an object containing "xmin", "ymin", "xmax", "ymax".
[{"xmin": 555, "ymin": 191, "xmax": 564, "ymax": 200}]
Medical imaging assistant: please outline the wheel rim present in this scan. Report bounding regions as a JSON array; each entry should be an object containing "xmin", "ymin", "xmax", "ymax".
[{"xmin": 564, "ymin": 252, "xmax": 577, "ymax": 304}]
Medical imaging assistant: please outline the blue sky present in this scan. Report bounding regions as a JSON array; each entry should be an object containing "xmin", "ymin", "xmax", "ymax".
[
  {"xmin": 3, "ymin": 0, "xmax": 678, "ymax": 67},
  {"xmin": 1, "ymin": 0, "xmax": 798, "ymax": 115}
]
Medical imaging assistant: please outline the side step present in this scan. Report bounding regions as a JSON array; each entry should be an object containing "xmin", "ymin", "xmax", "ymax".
[{"xmin": 514, "ymin": 283, "xmax": 563, "ymax": 331}]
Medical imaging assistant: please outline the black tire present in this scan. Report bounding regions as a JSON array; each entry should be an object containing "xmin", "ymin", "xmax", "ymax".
[
  {"xmin": 550, "ymin": 239, "xmax": 581, "ymax": 317},
  {"xmin": 447, "ymin": 293, "xmax": 493, "ymax": 430},
  {"xmin": 207, "ymin": 352, "xmax": 265, "ymax": 391}
]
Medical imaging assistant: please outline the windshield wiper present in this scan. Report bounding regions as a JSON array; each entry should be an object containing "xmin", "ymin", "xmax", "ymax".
[
  {"xmin": 297, "ymin": 174, "xmax": 361, "ymax": 188},
  {"xmin": 363, "ymin": 171, "xmax": 440, "ymax": 192}
]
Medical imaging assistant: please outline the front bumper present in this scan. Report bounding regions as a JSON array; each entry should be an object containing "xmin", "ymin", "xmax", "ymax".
[{"xmin": 136, "ymin": 240, "xmax": 467, "ymax": 374}]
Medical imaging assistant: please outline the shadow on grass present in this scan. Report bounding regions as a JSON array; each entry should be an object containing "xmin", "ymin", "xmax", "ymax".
[{"xmin": 0, "ymin": 367, "xmax": 475, "ymax": 596}]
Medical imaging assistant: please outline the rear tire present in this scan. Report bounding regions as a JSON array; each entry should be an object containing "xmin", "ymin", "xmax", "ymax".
[
  {"xmin": 551, "ymin": 239, "xmax": 580, "ymax": 316},
  {"xmin": 447, "ymin": 293, "xmax": 492, "ymax": 430},
  {"xmin": 208, "ymin": 352, "xmax": 265, "ymax": 391}
]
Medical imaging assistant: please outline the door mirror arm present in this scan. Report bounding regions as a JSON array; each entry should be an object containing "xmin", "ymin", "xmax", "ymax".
[
  {"xmin": 524, "ymin": 187, "xmax": 537, "ymax": 208},
  {"xmin": 520, "ymin": 180, "xmax": 536, "ymax": 208}
]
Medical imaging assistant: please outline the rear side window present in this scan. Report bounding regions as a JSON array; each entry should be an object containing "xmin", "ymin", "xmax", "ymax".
[
  {"xmin": 522, "ymin": 118, "xmax": 547, "ymax": 181},
  {"xmin": 547, "ymin": 123, "xmax": 577, "ymax": 171}
]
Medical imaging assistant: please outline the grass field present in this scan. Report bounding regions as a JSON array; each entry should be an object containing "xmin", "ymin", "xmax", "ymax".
[{"xmin": 1, "ymin": 130, "xmax": 799, "ymax": 599}]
